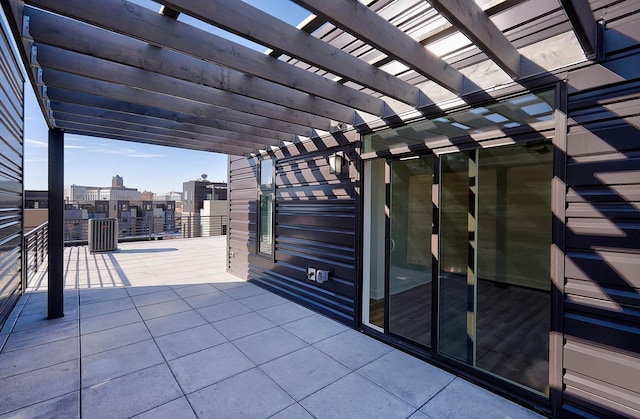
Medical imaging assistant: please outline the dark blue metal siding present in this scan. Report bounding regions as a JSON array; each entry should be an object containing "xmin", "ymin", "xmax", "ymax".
[
  {"xmin": 223, "ymin": 136, "xmax": 362, "ymax": 325},
  {"xmin": 562, "ymin": 14, "xmax": 640, "ymax": 414},
  {"xmin": 249, "ymin": 145, "xmax": 360, "ymax": 325},
  {"xmin": 0, "ymin": 12, "xmax": 24, "ymax": 328},
  {"xmin": 227, "ymin": 156, "xmax": 257, "ymax": 279}
]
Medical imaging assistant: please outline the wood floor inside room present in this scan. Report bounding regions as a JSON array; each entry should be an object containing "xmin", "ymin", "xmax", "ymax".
[{"xmin": 368, "ymin": 275, "xmax": 550, "ymax": 394}]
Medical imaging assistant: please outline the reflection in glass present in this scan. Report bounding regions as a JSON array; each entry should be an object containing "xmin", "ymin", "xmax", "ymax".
[
  {"xmin": 259, "ymin": 194, "xmax": 273, "ymax": 255},
  {"xmin": 476, "ymin": 142, "xmax": 551, "ymax": 395},
  {"xmin": 438, "ymin": 152, "xmax": 472, "ymax": 362},
  {"xmin": 365, "ymin": 160, "xmax": 386, "ymax": 329},
  {"xmin": 388, "ymin": 157, "xmax": 433, "ymax": 346},
  {"xmin": 364, "ymin": 90, "xmax": 554, "ymax": 154},
  {"xmin": 437, "ymin": 142, "xmax": 552, "ymax": 394}
]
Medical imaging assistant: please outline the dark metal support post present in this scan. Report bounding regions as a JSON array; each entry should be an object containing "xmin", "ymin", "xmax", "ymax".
[{"xmin": 48, "ymin": 128, "xmax": 64, "ymax": 319}]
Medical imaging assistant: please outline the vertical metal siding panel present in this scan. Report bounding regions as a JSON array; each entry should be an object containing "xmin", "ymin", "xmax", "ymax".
[
  {"xmin": 563, "ymin": 13, "xmax": 640, "ymax": 413},
  {"xmin": 245, "ymin": 140, "xmax": 359, "ymax": 325},
  {"xmin": 227, "ymin": 156, "xmax": 256, "ymax": 280},
  {"xmin": 0, "ymin": 12, "xmax": 24, "ymax": 328}
]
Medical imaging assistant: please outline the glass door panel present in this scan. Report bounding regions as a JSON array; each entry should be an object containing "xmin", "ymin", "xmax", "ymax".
[
  {"xmin": 388, "ymin": 157, "xmax": 433, "ymax": 346},
  {"xmin": 363, "ymin": 159, "xmax": 386, "ymax": 330},
  {"xmin": 476, "ymin": 143, "xmax": 551, "ymax": 395},
  {"xmin": 437, "ymin": 141, "xmax": 551, "ymax": 395},
  {"xmin": 438, "ymin": 153, "xmax": 473, "ymax": 362}
]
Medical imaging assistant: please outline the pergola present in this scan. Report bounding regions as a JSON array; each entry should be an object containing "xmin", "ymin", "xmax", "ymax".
[{"xmin": 1, "ymin": 0, "xmax": 599, "ymax": 317}]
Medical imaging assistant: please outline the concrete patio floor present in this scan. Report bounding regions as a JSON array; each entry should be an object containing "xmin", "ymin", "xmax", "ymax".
[{"xmin": 0, "ymin": 237, "xmax": 543, "ymax": 418}]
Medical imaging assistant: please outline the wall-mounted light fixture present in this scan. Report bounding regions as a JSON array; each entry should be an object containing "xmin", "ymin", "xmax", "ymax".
[{"xmin": 328, "ymin": 151, "xmax": 347, "ymax": 175}]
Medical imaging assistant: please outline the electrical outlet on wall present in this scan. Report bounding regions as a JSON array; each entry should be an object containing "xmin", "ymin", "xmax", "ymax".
[
  {"xmin": 316, "ymin": 270, "xmax": 329, "ymax": 284},
  {"xmin": 306, "ymin": 267, "xmax": 316, "ymax": 281}
]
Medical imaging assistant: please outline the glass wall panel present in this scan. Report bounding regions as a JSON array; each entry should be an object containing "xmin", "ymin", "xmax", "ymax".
[
  {"xmin": 388, "ymin": 157, "xmax": 433, "ymax": 345},
  {"xmin": 258, "ymin": 194, "xmax": 273, "ymax": 255},
  {"xmin": 364, "ymin": 159, "xmax": 386, "ymax": 330},
  {"xmin": 364, "ymin": 90, "xmax": 554, "ymax": 154},
  {"xmin": 438, "ymin": 152, "xmax": 472, "ymax": 362},
  {"xmin": 476, "ymin": 142, "xmax": 551, "ymax": 395}
]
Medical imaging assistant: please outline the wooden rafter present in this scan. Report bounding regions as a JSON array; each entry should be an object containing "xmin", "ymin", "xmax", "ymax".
[
  {"xmin": 52, "ymin": 102, "xmax": 294, "ymax": 145},
  {"xmin": 35, "ymin": 47, "xmax": 336, "ymax": 133},
  {"xmin": 57, "ymin": 121, "xmax": 256, "ymax": 155},
  {"xmin": 24, "ymin": 0, "xmax": 385, "ymax": 118},
  {"xmin": 153, "ymin": 0, "xmax": 427, "ymax": 107},
  {"xmin": 558, "ymin": 0, "xmax": 598, "ymax": 59},
  {"xmin": 426, "ymin": 0, "xmax": 522, "ymax": 79},
  {"xmin": 45, "ymin": 87, "xmax": 314, "ymax": 138},
  {"xmin": 24, "ymin": 11, "xmax": 359, "ymax": 126},
  {"xmin": 291, "ymin": 0, "xmax": 465, "ymax": 94}
]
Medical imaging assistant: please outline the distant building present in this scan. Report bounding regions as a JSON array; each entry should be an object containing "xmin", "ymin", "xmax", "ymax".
[
  {"xmin": 65, "ymin": 175, "xmax": 141, "ymax": 203},
  {"xmin": 140, "ymin": 191, "xmax": 154, "ymax": 201},
  {"xmin": 24, "ymin": 190, "xmax": 49, "ymax": 231},
  {"xmin": 154, "ymin": 191, "xmax": 182, "ymax": 201},
  {"xmin": 182, "ymin": 180, "xmax": 227, "ymax": 237},
  {"xmin": 112, "ymin": 175, "xmax": 124, "ymax": 188},
  {"xmin": 24, "ymin": 190, "xmax": 48, "ymax": 209}
]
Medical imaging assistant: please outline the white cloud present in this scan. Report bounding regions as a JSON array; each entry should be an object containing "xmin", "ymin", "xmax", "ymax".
[
  {"xmin": 128, "ymin": 154, "xmax": 164, "ymax": 158},
  {"xmin": 64, "ymin": 145, "xmax": 88, "ymax": 149},
  {"xmin": 25, "ymin": 138, "xmax": 48, "ymax": 148},
  {"xmin": 84, "ymin": 146, "xmax": 163, "ymax": 159}
]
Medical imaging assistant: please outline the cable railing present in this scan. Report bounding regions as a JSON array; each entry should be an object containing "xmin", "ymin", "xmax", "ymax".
[
  {"xmin": 63, "ymin": 215, "xmax": 227, "ymax": 244},
  {"xmin": 22, "ymin": 222, "xmax": 49, "ymax": 289}
]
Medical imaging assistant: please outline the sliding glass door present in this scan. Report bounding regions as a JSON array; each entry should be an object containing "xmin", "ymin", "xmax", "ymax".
[
  {"xmin": 388, "ymin": 157, "xmax": 433, "ymax": 346},
  {"xmin": 437, "ymin": 142, "xmax": 552, "ymax": 394},
  {"xmin": 363, "ymin": 156, "xmax": 433, "ymax": 346},
  {"xmin": 363, "ymin": 137, "xmax": 552, "ymax": 395}
]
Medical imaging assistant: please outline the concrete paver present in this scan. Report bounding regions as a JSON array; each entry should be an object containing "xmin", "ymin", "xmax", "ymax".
[{"xmin": 0, "ymin": 237, "xmax": 544, "ymax": 418}]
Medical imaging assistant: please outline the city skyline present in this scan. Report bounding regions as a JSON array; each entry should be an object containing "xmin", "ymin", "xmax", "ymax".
[{"xmin": 22, "ymin": 0, "xmax": 310, "ymax": 195}]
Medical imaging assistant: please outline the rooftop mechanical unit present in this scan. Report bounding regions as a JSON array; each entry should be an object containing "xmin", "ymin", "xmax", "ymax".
[{"xmin": 88, "ymin": 218, "xmax": 118, "ymax": 252}]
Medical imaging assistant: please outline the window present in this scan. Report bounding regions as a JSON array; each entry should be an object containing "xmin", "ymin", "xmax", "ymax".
[
  {"xmin": 260, "ymin": 159, "xmax": 273, "ymax": 186},
  {"xmin": 258, "ymin": 194, "xmax": 273, "ymax": 255},
  {"xmin": 258, "ymin": 158, "xmax": 275, "ymax": 257}
]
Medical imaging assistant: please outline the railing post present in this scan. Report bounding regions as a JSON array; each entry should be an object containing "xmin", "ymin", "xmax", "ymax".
[
  {"xmin": 21, "ymin": 234, "xmax": 27, "ymax": 292},
  {"xmin": 34, "ymin": 229, "xmax": 39, "ymax": 273}
]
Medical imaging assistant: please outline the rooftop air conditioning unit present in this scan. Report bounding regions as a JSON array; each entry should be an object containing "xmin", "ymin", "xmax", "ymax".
[{"xmin": 88, "ymin": 218, "xmax": 118, "ymax": 252}]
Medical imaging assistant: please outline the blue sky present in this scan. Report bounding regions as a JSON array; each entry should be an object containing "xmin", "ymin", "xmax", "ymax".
[{"xmin": 23, "ymin": 0, "xmax": 310, "ymax": 194}]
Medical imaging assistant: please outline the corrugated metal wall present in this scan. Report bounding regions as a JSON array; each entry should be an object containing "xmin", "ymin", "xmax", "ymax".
[
  {"xmin": 228, "ymin": 134, "xmax": 359, "ymax": 325},
  {"xmin": 228, "ymin": 156, "xmax": 257, "ymax": 279},
  {"xmin": 0, "ymin": 13, "xmax": 24, "ymax": 328},
  {"xmin": 562, "ymin": 2, "xmax": 640, "ymax": 415}
]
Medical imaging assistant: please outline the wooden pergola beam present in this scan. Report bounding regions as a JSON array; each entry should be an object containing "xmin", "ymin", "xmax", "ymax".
[
  {"xmin": 153, "ymin": 0, "xmax": 426, "ymax": 107},
  {"xmin": 32, "ymin": 42, "xmax": 356, "ymax": 128},
  {"xmin": 51, "ymin": 101, "xmax": 293, "ymax": 146},
  {"xmin": 558, "ymin": 0, "xmax": 598, "ymax": 59},
  {"xmin": 426, "ymin": 0, "xmax": 522, "ymax": 79},
  {"xmin": 56, "ymin": 121, "xmax": 255, "ymax": 155},
  {"xmin": 54, "ymin": 112, "xmax": 277, "ymax": 154},
  {"xmin": 45, "ymin": 87, "xmax": 314, "ymax": 138},
  {"xmin": 292, "ymin": 0, "xmax": 465, "ymax": 94},
  {"xmin": 37, "ymin": 56, "xmax": 335, "ymax": 133},
  {"xmin": 24, "ymin": 0, "xmax": 386, "ymax": 118}
]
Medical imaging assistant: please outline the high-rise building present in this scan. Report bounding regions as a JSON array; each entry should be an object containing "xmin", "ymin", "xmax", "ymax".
[{"xmin": 112, "ymin": 175, "xmax": 124, "ymax": 188}]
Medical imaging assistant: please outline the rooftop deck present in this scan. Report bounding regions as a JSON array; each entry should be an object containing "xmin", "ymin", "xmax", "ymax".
[{"xmin": 0, "ymin": 237, "xmax": 542, "ymax": 418}]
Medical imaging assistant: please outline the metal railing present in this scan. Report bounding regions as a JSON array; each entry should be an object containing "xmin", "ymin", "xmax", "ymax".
[
  {"xmin": 23, "ymin": 222, "xmax": 48, "ymax": 289},
  {"xmin": 64, "ymin": 215, "xmax": 227, "ymax": 244}
]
